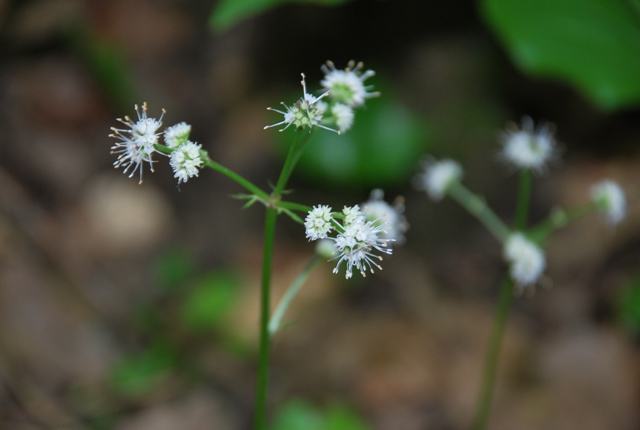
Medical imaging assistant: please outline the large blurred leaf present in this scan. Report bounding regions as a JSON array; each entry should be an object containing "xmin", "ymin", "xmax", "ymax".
[
  {"xmin": 211, "ymin": 0, "xmax": 348, "ymax": 31},
  {"xmin": 482, "ymin": 0, "xmax": 640, "ymax": 109},
  {"xmin": 277, "ymin": 98, "xmax": 429, "ymax": 189}
]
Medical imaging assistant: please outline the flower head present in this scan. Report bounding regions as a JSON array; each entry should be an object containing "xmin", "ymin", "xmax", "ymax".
[
  {"xmin": 362, "ymin": 189, "xmax": 408, "ymax": 244},
  {"xmin": 331, "ymin": 205, "xmax": 393, "ymax": 279},
  {"xmin": 164, "ymin": 122, "xmax": 191, "ymax": 149},
  {"xmin": 329, "ymin": 103, "xmax": 355, "ymax": 133},
  {"xmin": 265, "ymin": 73, "xmax": 338, "ymax": 134},
  {"xmin": 303, "ymin": 204, "xmax": 393, "ymax": 279},
  {"xmin": 169, "ymin": 141, "xmax": 203, "ymax": 184},
  {"xmin": 321, "ymin": 60, "xmax": 380, "ymax": 108},
  {"xmin": 500, "ymin": 117, "xmax": 557, "ymax": 172},
  {"xmin": 304, "ymin": 205, "xmax": 334, "ymax": 240},
  {"xmin": 415, "ymin": 158, "xmax": 463, "ymax": 201},
  {"xmin": 503, "ymin": 233, "xmax": 546, "ymax": 290},
  {"xmin": 110, "ymin": 102, "xmax": 165, "ymax": 184},
  {"xmin": 591, "ymin": 180, "xmax": 626, "ymax": 225}
]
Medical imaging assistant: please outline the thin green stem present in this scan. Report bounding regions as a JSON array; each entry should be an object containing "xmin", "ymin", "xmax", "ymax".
[
  {"xmin": 254, "ymin": 130, "xmax": 312, "ymax": 429},
  {"xmin": 447, "ymin": 182, "xmax": 510, "ymax": 242},
  {"xmin": 529, "ymin": 202, "xmax": 596, "ymax": 242},
  {"xmin": 268, "ymin": 255, "xmax": 321, "ymax": 336},
  {"xmin": 472, "ymin": 276, "xmax": 515, "ymax": 430},
  {"xmin": 515, "ymin": 170, "xmax": 532, "ymax": 229},
  {"xmin": 273, "ymin": 132, "xmax": 311, "ymax": 198},
  {"xmin": 277, "ymin": 201, "xmax": 313, "ymax": 213},
  {"xmin": 255, "ymin": 207, "xmax": 277, "ymax": 430},
  {"xmin": 155, "ymin": 144, "xmax": 270, "ymax": 201}
]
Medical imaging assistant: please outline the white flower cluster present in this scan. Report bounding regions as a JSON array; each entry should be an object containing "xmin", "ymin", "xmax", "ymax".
[
  {"xmin": 591, "ymin": 180, "xmax": 626, "ymax": 226},
  {"xmin": 110, "ymin": 103, "xmax": 203, "ymax": 184},
  {"xmin": 500, "ymin": 117, "xmax": 557, "ymax": 172},
  {"xmin": 304, "ymin": 204, "xmax": 394, "ymax": 279},
  {"xmin": 415, "ymin": 158, "xmax": 463, "ymax": 201},
  {"xmin": 503, "ymin": 233, "xmax": 546, "ymax": 290},
  {"xmin": 265, "ymin": 61, "xmax": 379, "ymax": 134},
  {"xmin": 362, "ymin": 189, "xmax": 409, "ymax": 244}
]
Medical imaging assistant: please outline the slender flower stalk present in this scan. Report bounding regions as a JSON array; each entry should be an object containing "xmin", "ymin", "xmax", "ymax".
[
  {"xmin": 447, "ymin": 182, "xmax": 510, "ymax": 243},
  {"xmin": 268, "ymin": 255, "xmax": 321, "ymax": 336}
]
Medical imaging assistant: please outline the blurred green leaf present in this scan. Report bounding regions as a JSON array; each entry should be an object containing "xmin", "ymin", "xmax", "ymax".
[
  {"xmin": 180, "ymin": 272, "xmax": 240, "ymax": 331},
  {"xmin": 153, "ymin": 248, "xmax": 195, "ymax": 290},
  {"xmin": 210, "ymin": 0, "xmax": 348, "ymax": 31},
  {"xmin": 617, "ymin": 277, "xmax": 640, "ymax": 335},
  {"xmin": 278, "ymin": 97, "xmax": 429, "ymax": 189},
  {"xmin": 482, "ymin": 0, "xmax": 640, "ymax": 109},
  {"xmin": 271, "ymin": 400, "xmax": 326, "ymax": 430},
  {"xmin": 271, "ymin": 400, "xmax": 371, "ymax": 430},
  {"xmin": 325, "ymin": 403, "xmax": 370, "ymax": 430},
  {"xmin": 110, "ymin": 342, "xmax": 177, "ymax": 398}
]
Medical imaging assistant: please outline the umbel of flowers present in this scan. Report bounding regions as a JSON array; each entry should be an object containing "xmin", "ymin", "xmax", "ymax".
[
  {"xmin": 303, "ymin": 190, "xmax": 407, "ymax": 279},
  {"xmin": 109, "ymin": 103, "xmax": 203, "ymax": 184},
  {"xmin": 265, "ymin": 60, "xmax": 379, "ymax": 134},
  {"xmin": 416, "ymin": 117, "xmax": 627, "ymax": 292}
]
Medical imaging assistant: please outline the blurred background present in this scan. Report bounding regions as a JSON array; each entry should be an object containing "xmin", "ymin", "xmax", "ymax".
[{"xmin": 1, "ymin": 0, "xmax": 639, "ymax": 429}]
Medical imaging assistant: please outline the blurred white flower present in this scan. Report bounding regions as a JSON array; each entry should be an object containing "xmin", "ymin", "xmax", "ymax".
[
  {"xmin": 330, "ymin": 103, "xmax": 355, "ymax": 133},
  {"xmin": 503, "ymin": 233, "xmax": 546, "ymax": 289},
  {"xmin": 591, "ymin": 180, "xmax": 626, "ymax": 225},
  {"xmin": 500, "ymin": 117, "xmax": 557, "ymax": 172},
  {"xmin": 362, "ymin": 189, "xmax": 408, "ymax": 245},
  {"xmin": 321, "ymin": 60, "xmax": 380, "ymax": 108},
  {"xmin": 415, "ymin": 158, "xmax": 463, "ymax": 201}
]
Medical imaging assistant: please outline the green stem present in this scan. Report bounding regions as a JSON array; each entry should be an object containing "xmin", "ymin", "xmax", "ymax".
[
  {"xmin": 155, "ymin": 144, "xmax": 270, "ymax": 201},
  {"xmin": 254, "ymin": 130, "xmax": 312, "ymax": 429},
  {"xmin": 269, "ymin": 255, "xmax": 321, "ymax": 336},
  {"xmin": 277, "ymin": 201, "xmax": 313, "ymax": 213},
  {"xmin": 447, "ymin": 182, "xmax": 510, "ymax": 242},
  {"xmin": 515, "ymin": 170, "xmax": 532, "ymax": 229},
  {"xmin": 529, "ymin": 202, "xmax": 596, "ymax": 242},
  {"xmin": 472, "ymin": 276, "xmax": 515, "ymax": 430},
  {"xmin": 255, "ymin": 208, "xmax": 277, "ymax": 430}
]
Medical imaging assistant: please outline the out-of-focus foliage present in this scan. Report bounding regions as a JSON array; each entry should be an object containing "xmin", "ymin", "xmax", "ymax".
[
  {"xmin": 110, "ymin": 341, "xmax": 178, "ymax": 399},
  {"xmin": 271, "ymin": 399, "xmax": 370, "ymax": 430},
  {"xmin": 276, "ymin": 96, "xmax": 429, "ymax": 189},
  {"xmin": 180, "ymin": 272, "xmax": 240, "ymax": 332},
  {"xmin": 617, "ymin": 277, "xmax": 640, "ymax": 337},
  {"xmin": 210, "ymin": 0, "xmax": 349, "ymax": 31},
  {"xmin": 481, "ymin": 0, "xmax": 640, "ymax": 110}
]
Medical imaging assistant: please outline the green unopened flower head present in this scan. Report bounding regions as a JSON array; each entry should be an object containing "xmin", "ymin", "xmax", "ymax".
[{"xmin": 265, "ymin": 73, "xmax": 338, "ymax": 134}]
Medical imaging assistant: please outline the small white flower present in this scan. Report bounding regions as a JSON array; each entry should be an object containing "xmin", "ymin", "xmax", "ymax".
[
  {"xmin": 503, "ymin": 233, "xmax": 546, "ymax": 289},
  {"xmin": 591, "ymin": 180, "xmax": 626, "ymax": 225},
  {"xmin": 415, "ymin": 158, "xmax": 463, "ymax": 201},
  {"xmin": 329, "ymin": 103, "xmax": 355, "ymax": 133},
  {"xmin": 321, "ymin": 60, "xmax": 380, "ymax": 108},
  {"xmin": 265, "ymin": 73, "xmax": 338, "ymax": 134},
  {"xmin": 362, "ymin": 189, "xmax": 408, "ymax": 245},
  {"xmin": 304, "ymin": 205, "xmax": 334, "ymax": 240},
  {"xmin": 170, "ymin": 141, "xmax": 203, "ymax": 184},
  {"xmin": 110, "ymin": 102, "xmax": 165, "ymax": 184},
  {"xmin": 164, "ymin": 122, "xmax": 191, "ymax": 149},
  {"xmin": 330, "ymin": 206, "xmax": 393, "ymax": 279},
  {"xmin": 500, "ymin": 117, "xmax": 557, "ymax": 172}
]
